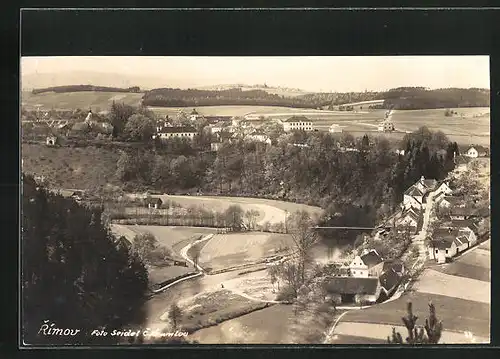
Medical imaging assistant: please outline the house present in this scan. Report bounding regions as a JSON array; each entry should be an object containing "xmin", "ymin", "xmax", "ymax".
[
  {"xmin": 394, "ymin": 208, "xmax": 420, "ymax": 230},
  {"xmin": 377, "ymin": 120, "xmax": 395, "ymax": 132},
  {"xmin": 348, "ymin": 255, "xmax": 369, "ymax": 278},
  {"xmin": 395, "ymin": 149, "xmax": 405, "ymax": 156},
  {"xmin": 71, "ymin": 191, "xmax": 84, "ymax": 201},
  {"xmin": 379, "ymin": 268, "xmax": 401, "ymax": 298},
  {"xmin": 324, "ymin": 277, "xmax": 381, "ymax": 304},
  {"xmin": 360, "ymin": 250, "xmax": 385, "ymax": 277},
  {"xmin": 189, "ymin": 109, "xmax": 203, "ymax": 121},
  {"xmin": 154, "ymin": 126, "xmax": 198, "ymax": 141},
  {"xmin": 465, "ymin": 145, "xmax": 489, "ymax": 158},
  {"xmin": 454, "ymin": 155, "xmax": 470, "ymax": 171},
  {"xmin": 436, "ymin": 195, "xmax": 467, "ymax": 209},
  {"xmin": 428, "ymin": 237, "xmax": 458, "ymax": 264},
  {"xmin": 449, "ymin": 207, "xmax": 476, "ymax": 220},
  {"xmin": 246, "ymin": 130, "xmax": 272, "ymax": 144},
  {"xmin": 46, "ymin": 135, "xmax": 58, "ymax": 146},
  {"xmin": 282, "ymin": 116, "xmax": 314, "ymax": 132},
  {"xmin": 145, "ymin": 197, "xmax": 163, "ymax": 209},
  {"xmin": 434, "ymin": 181, "xmax": 453, "ymax": 197},
  {"xmin": 382, "ymin": 260, "xmax": 405, "ymax": 277},
  {"xmin": 402, "ymin": 187, "xmax": 423, "ymax": 211},
  {"xmin": 329, "ymin": 124, "xmax": 343, "ymax": 133},
  {"xmin": 449, "ymin": 220, "xmax": 479, "ymax": 244}
]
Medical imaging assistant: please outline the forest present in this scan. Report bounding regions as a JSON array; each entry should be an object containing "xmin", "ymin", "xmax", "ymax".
[
  {"xmin": 31, "ymin": 85, "xmax": 142, "ymax": 94},
  {"xmin": 22, "ymin": 174, "xmax": 149, "ymax": 345}
]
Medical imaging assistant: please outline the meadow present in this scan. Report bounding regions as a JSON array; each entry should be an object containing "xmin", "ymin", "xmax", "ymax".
[{"xmin": 199, "ymin": 232, "xmax": 293, "ymax": 271}]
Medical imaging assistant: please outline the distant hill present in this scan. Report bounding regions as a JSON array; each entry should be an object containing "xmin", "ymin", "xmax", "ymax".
[{"xmin": 194, "ymin": 84, "xmax": 310, "ymax": 97}]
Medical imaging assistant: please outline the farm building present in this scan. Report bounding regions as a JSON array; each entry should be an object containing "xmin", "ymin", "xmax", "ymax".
[
  {"xmin": 282, "ymin": 116, "xmax": 314, "ymax": 132},
  {"xmin": 378, "ymin": 268, "xmax": 402, "ymax": 298},
  {"xmin": 382, "ymin": 259, "xmax": 405, "ymax": 277},
  {"xmin": 428, "ymin": 237, "xmax": 459, "ymax": 264},
  {"xmin": 465, "ymin": 145, "xmax": 489, "ymax": 158},
  {"xmin": 324, "ymin": 277, "xmax": 381, "ymax": 305},
  {"xmin": 154, "ymin": 126, "xmax": 198, "ymax": 141},
  {"xmin": 145, "ymin": 197, "xmax": 163, "ymax": 209},
  {"xmin": 346, "ymin": 256, "xmax": 369, "ymax": 278},
  {"xmin": 328, "ymin": 124, "xmax": 343, "ymax": 133}
]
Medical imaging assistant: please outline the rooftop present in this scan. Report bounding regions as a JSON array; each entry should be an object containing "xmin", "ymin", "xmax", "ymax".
[
  {"xmin": 158, "ymin": 126, "xmax": 197, "ymax": 133},
  {"xmin": 379, "ymin": 268, "xmax": 401, "ymax": 292},
  {"xmin": 404, "ymin": 185, "xmax": 424, "ymax": 197},
  {"xmin": 283, "ymin": 115, "xmax": 311, "ymax": 123},
  {"xmin": 360, "ymin": 250, "xmax": 383, "ymax": 268},
  {"xmin": 324, "ymin": 277, "xmax": 379, "ymax": 295}
]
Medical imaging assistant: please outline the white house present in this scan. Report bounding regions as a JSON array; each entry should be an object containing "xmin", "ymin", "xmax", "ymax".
[
  {"xmin": 403, "ymin": 185, "xmax": 424, "ymax": 209},
  {"xmin": 395, "ymin": 208, "xmax": 420, "ymax": 229},
  {"xmin": 282, "ymin": 116, "xmax": 314, "ymax": 132},
  {"xmin": 189, "ymin": 109, "xmax": 203, "ymax": 121},
  {"xmin": 348, "ymin": 255, "xmax": 369, "ymax": 278},
  {"xmin": 329, "ymin": 124, "xmax": 343, "ymax": 133},
  {"xmin": 428, "ymin": 238, "xmax": 458, "ymax": 264},
  {"xmin": 154, "ymin": 126, "xmax": 198, "ymax": 141},
  {"xmin": 434, "ymin": 181, "xmax": 453, "ymax": 197},
  {"xmin": 436, "ymin": 196, "xmax": 467, "ymax": 209},
  {"xmin": 465, "ymin": 145, "xmax": 489, "ymax": 158}
]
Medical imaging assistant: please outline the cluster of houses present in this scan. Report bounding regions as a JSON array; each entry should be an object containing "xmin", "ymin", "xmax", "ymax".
[{"xmin": 324, "ymin": 249, "xmax": 405, "ymax": 305}]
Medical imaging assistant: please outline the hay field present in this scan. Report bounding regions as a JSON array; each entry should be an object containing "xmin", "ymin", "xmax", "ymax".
[
  {"xmin": 21, "ymin": 91, "xmax": 144, "ymax": 111},
  {"xmin": 199, "ymin": 232, "xmax": 293, "ymax": 271}
]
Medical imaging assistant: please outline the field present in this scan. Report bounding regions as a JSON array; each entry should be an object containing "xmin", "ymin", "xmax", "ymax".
[
  {"xmin": 110, "ymin": 224, "xmax": 217, "ymax": 254},
  {"xmin": 22, "ymin": 143, "xmax": 120, "ymax": 189},
  {"xmin": 148, "ymin": 105, "xmax": 344, "ymax": 118},
  {"xmin": 158, "ymin": 195, "xmax": 323, "ymax": 226},
  {"xmin": 171, "ymin": 289, "xmax": 269, "ymax": 333},
  {"xmin": 199, "ymin": 232, "xmax": 293, "ymax": 271},
  {"xmin": 21, "ymin": 91, "xmax": 144, "ymax": 111},
  {"xmin": 332, "ymin": 240, "xmax": 491, "ymax": 344}
]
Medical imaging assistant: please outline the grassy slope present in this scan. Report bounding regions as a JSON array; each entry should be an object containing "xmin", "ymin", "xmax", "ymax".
[
  {"xmin": 22, "ymin": 143, "xmax": 120, "ymax": 189},
  {"xmin": 21, "ymin": 91, "xmax": 144, "ymax": 110}
]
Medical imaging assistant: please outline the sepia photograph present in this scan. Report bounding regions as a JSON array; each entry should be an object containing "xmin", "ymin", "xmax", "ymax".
[{"xmin": 20, "ymin": 55, "xmax": 490, "ymax": 346}]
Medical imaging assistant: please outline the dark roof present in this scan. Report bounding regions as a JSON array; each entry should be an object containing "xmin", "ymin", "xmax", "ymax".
[
  {"xmin": 159, "ymin": 126, "xmax": 197, "ymax": 133},
  {"xmin": 449, "ymin": 207, "xmax": 476, "ymax": 216},
  {"xmin": 441, "ymin": 196, "xmax": 466, "ymax": 205},
  {"xmin": 430, "ymin": 238, "xmax": 455, "ymax": 249},
  {"xmin": 404, "ymin": 185, "xmax": 424, "ymax": 197},
  {"xmin": 396, "ymin": 209, "xmax": 420, "ymax": 225},
  {"xmin": 449, "ymin": 219, "xmax": 477, "ymax": 230},
  {"xmin": 283, "ymin": 115, "xmax": 311, "ymax": 123},
  {"xmin": 360, "ymin": 250, "xmax": 383, "ymax": 268},
  {"xmin": 379, "ymin": 269, "xmax": 401, "ymax": 292},
  {"xmin": 382, "ymin": 260, "xmax": 404, "ymax": 274},
  {"xmin": 325, "ymin": 277, "xmax": 379, "ymax": 295},
  {"xmin": 422, "ymin": 179, "xmax": 437, "ymax": 189},
  {"xmin": 434, "ymin": 227, "xmax": 460, "ymax": 238},
  {"xmin": 468, "ymin": 145, "xmax": 488, "ymax": 153},
  {"xmin": 145, "ymin": 197, "xmax": 163, "ymax": 205}
]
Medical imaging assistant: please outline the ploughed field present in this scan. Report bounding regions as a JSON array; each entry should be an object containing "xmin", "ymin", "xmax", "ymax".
[{"xmin": 332, "ymin": 240, "xmax": 491, "ymax": 344}]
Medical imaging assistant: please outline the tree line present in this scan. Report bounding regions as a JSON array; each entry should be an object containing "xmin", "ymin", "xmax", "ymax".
[
  {"xmin": 141, "ymin": 86, "xmax": 489, "ymax": 110},
  {"xmin": 22, "ymin": 174, "xmax": 149, "ymax": 345},
  {"xmin": 32, "ymin": 85, "xmax": 142, "ymax": 94}
]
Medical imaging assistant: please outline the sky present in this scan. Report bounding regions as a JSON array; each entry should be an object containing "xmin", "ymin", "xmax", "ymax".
[{"xmin": 21, "ymin": 56, "xmax": 490, "ymax": 92}]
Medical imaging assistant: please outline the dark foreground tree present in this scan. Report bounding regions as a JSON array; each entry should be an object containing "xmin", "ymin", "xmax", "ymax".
[
  {"xmin": 388, "ymin": 301, "xmax": 443, "ymax": 344},
  {"xmin": 22, "ymin": 174, "xmax": 149, "ymax": 345}
]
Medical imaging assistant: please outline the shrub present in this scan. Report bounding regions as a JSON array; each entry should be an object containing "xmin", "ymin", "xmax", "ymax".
[{"xmin": 276, "ymin": 285, "xmax": 297, "ymax": 302}]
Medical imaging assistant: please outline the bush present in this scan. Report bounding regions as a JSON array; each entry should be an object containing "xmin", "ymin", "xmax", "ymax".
[{"xmin": 276, "ymin": 285, "xmax": 297, "ymax": 302}]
